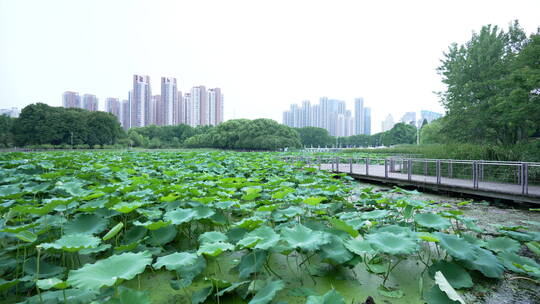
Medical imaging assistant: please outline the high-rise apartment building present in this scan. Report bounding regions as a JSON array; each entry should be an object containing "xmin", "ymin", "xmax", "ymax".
[
  {"xmin": 401, "ymin": 112, "xmax": 417, "ymax": 126},
  {"xmin": 381, "ymin": 114, "xmax": 395, "ymax": 132},
  {"xmin": 131, "ymin": 75, "xmax": 152, "ymax": 127},
  {"xmin": 283, "ymin": 97, "xmax": 355, "ymax": 137},
  {"xmin": 420, "ymin": 110, "xmax": 442, "ymax": 124},
  {"xmin": 183, "ymin": 93, "xmax": 192, "ymax": 126},
  {"xmin": 207, "ymin": 88, "xmax": 224, "ymax": 126},
  {"xmin": 82, "ymin": 94, "xmax": 99, "ymax": 111},
  {"xmin": 363, "ymin": 107, "xmax": 371, "ymax": 135},
  {"xmin": 161, "ymin": 77, "xmax": 177, "ymax": 126},
  {"xmin": 0, "ymin": 107, "xmax": 20, "ymax": 118},
  {"xmin": 105, "ymin": 98, "xmax": 121, "ymax": 121},
  {"xmin": 153, "ymin": 95, "xmax": 163, "ymax": 126},
  {"xmin": 121, "ymin": 99, "xmax": 130, "ymax": 130},
  {"xmin": 354, "ymin": 98, "xmax": 364, "ymax": 135},
  {"xmin": 62, "ymin": 91, "xmax": 81, "ymax": 109}
]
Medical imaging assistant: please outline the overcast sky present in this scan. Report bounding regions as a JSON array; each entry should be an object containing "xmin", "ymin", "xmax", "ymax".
[{"xmin": 1, "ymin": 0, "xmax": 539, "ymax": 132}]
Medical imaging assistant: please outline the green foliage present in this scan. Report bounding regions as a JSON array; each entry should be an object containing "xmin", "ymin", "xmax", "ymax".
[
  {"xmin": 0, "ymin": 114, "xmax": 15, "ymax": 147},
  {"xmin": 295, "ymin": 127, "xmax": 333, "ymax": 147},
  {"xmin": 11, "ymin": 103, "xmax": 124, "ymax": 147},
  {"xmin": 437, "ymin": 21, "xmax": 540, "ymax": 145}
]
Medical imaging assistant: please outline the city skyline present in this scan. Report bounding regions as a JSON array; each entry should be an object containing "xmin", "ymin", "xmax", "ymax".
[
  {"xmin": 60, "ymin": 74, "xmax": 224, "ymax": 129},
  {"xmin": 2, "ymin": 1, "xmax": 539, "ymax": 133}
]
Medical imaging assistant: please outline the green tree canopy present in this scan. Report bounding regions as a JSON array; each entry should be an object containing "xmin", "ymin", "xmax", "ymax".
[{"xmin": 295, "ymin": 127, "xmax": 333, "ymax": 147}]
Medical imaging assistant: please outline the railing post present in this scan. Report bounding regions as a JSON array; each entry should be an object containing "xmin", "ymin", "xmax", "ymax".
[
  {"xmin": 349, "ymin": 158, "xmax": 353, "ymax": 174},
  {"xmin": 408, "ymin": 159, "xmax": 412, "ymax": 181},
  {"xmin": 331, "ymin": 158, "xmax": 334, "ymax": 171},
  {"xmin": 366, "ymin": 157, "xmax": 370, "ymax": 176},
  {"xmin": 436, "ymin": 160, "xmax": 441, "ymax": 184},
  {"xmin": 521, "ymin": 163, "xmax": 529, "ymax": 195},
  {"xmin": 448, "ymin": 160, "xmax": 453, "ymax": 178},
  {"xmin": 384, "ymin": 159, "xmax": 388, "ymax": 178},
  {"xmin": 424, "ymin": 159, "xmax": 428, "ymax": 176},
  {"xmin": 473, "ymin": 161, "xmax": 478, "ymax": 189},
  {"xmin": 336, "ymin": 156, "xmax": 339, "ymax": 172},
  {"xmin": 480, "ymin": 162, "xmax": 484, "ymax": 181}
]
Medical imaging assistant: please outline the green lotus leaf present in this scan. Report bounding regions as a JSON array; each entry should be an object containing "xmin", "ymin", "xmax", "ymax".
[
  {"xmin": 498, "ymin": 251, "xmax": 540, "ymax": 275},
  {"xmin": 242, "ymin": 187, "xmax": 261, "ymax": 201},
  {"xmin": 64, "ymin": 214, "xmax": 108, "ymax": 235},
  {"xmin": 329, "ymin": 218, "xmax": 359, "ymax": 238},
  {"xmin": 248, "ymin": 280, "xmax": 285, "ymax": 304},
  {"xmin": 235, "ymin": 216, "xmax": 264, "ymax": 230},
  {"xmin": 37, "ymin": 277, "xmax": 68, "ymax": 290},
  {"xmin": 108, "ymin": 286, "xmax": 151, "ymax": 304},
  {"xmin": 377, "ymin": 285, "xmax": 404, "ymax": 299},
  {"xmin": 192, "ymin": 205, "xmax": 216, "ymax": 220},
  {"xmin": 124, "ymin": 226, "xmax": 147, "ymax": 243},
  {"xmin": 148, "ymin": 225, "xmax": 177, "ymax": 246},
  {"xmin": 485, "ymin": 237, "xmax": 521, "ymax": 253},
  {"xmin": 526, "ymin": 241, "xmax": 540, "ymax": 257},
  {"xmin": 153, "ymin": 252, "xmax": 198, "ymax": 271},
  {"xmin": 216, "ymin": 280, "xmax": 250, "ymax": 297},
  {"xmin": 303, "ymin": 196, "xmax": 326, "ymax": 205},
  {"xmin": 428, "ymin": 261, "xmax": 473, "ymax": 289},
  {"xmin": 320, "ymin": 235, "xmax": 353, "ymax": 264},
  {"xmin": 0, "ymin": 278, "xmax": 21, "ymax": 291},
  {"xmin": 176, "ymin": 255, "xmax": 207, "ymax": 288},
  {"xmin": 415, "ymin": 213, "xmax": 451, "ymax": 230},
  {"xmin": 163, "ymin": 208, "xmax": 197, "ymax": 225},
  {"xmin": 500, "ymin": 230, "xmax": 534, "ymax": 241},
  {"xmin": 192, "ymin": 286, "xmax": 213, "ymax": 304},
  {"xmin": 23, "ymin": 258, "xmax": 65, "ymax": 279},
  {"xmin": 306, "ymin": 289, "xmax": 346, "ymax": 304},
  {"xmin": 57, "ymin": 181, "xmax": 90, "ymax": 197},
  {"xmin": 417, "ymin": 232, "xmax": 440, "ymax": 242},
  {"xmin": 462, "ymin": 247, "xmax": 504, "ymax": 278},
  {"xmin": 67, "ymin": 251, "xmax": 152, "ymax": 290},
  {"xmin": 344, "ymin": 239, "xmax": 376, "ymax": 256},
  {"xmin": 197, "ymin": 242, "xmax": 234, "ymax": 256},
  {"xmin": 434, "ymin": 233, "xmax": 476, "ymax": 261},
  {"xmin": 434, "ymin": 271, "xmax": 466, "ymax": 304},
  {"xmin": 23, "ymin": 288, "xmax": 99, "ymax": 304},
  {"xmin": 424, "ymin": 285, "xmax": 460, "ymax": 304},
  {"xmin": 133, "ymin": 220, "xmax": 172, "ymax": 230},
  {"xmin": 199, "ymin": 231, "xmax": 228, "ymax": 244},
  {"xmin": 361, "ymin": 209, "xmax": 389, "ymax": 220},
  {"xmin": 237, "ymin": 226, "xmax": 280, "ymax": 250},
  {"xmin": 366, "ymin": 232, "xmax": 418, "ymax": 255},
  {"xmin": 239, "ymin": 250, "xmax": 267, "ymax": 279},
  {"xmin": 377, "ymin": 225, "xmax": 414, "ymax": 237},
  {"xmin": 41, "ymin": 233, "xmax": 101, "ymax": 252},
  {"xmin": 80, "ymin": 244, "xmax": 112, "ymax": 255},
  {"xmin": 15, "ymin": 230, "xmax": 37, "ymax": 243},
  {"xmin": 111, "ymin": 201, "xmax": 147, "ymax": 213},
  {"xmin": 103, "ymin": 223, "xmax": 124, "ymax": 241},
  {"xmin": 281, "ymin": 224, "xmax": 330, "ymax": 252}
]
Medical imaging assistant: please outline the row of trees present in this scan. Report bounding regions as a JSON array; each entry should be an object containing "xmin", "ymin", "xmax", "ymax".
[
  {"xmin": 0, "ymin": 103, "xmax": 302, "ymax": 150},
  {"xmin": 1, "ymin": 103, "xmax": 124, "ymax": 148},
  {"xmin": 295, "ymin": 122, "xmax": 418, "ymax": 147},
  {"xmin": 436, "ymin": 21, "xmax": 540, "ymax": 145}
]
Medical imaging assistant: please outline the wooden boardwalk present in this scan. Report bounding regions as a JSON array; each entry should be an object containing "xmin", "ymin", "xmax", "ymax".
[{"xmin": 320, "ymin": 163, "xmax": 540, "ymax": 204}]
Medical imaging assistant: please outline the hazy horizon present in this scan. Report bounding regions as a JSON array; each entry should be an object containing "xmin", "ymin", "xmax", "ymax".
[{"xmin": 1, "ymin": 0, "xmax": 540, "ymax": 132}]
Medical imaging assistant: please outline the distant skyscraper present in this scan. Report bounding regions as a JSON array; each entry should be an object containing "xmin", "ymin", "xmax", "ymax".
[
  {"xmin": 121, "ymin": 99, "xmax": 130, "ymax": 130},
  {"xmin": 153, "ymin": 95, "xmax": 163, "ymax": 126},
  {"xmin": 401, "ymin": 112, "xmax": 417, "ymax": 126},
  {"xmin": 363, "ymin": 107, "xmax": 371, "ymax": 135},
  {"xmin": 207, "ymin": 88, "xmax": 224, "ymax": 126},
  {"xmin": 105, "ymin": 98, "xmax": 121, "ymax": 121},
  {"xmin": 82, "ymin": 94, "xmax": 99, "ymax": 111},
  {"xmin": 420, "ymin": 110, "xmax": 442, "ymax": 123},
  {"xmin": 189, "ymin": 86, "xmax": 207, "ymax": 126},
  {"xmin": 161, "ymin": 77, "xmax": 177, "ymax": 125},
  {"xmin": 381, "ymin": 114, "xmax": 395, "ymax": 132},
  {"xmin": 301, "ymin": 100, "xmax": 311, "ymax": 128},
  {"xmin": 131, "ymin": 75, "xmax": 152, "ymax": 127},
  {"xmin": 354, "ymin": 98, "xmax": 364, "ymax": 135},
  {"xmin": 184, "ymin": 93, "xmax": 192, "ymax": 126},
  {"xmin": 0, "ymin": 107, "xmax": 20, "ymax": 118},
  {"xmin": 62, "ymin": 91, "xmax": 81, "ymax": 109}
]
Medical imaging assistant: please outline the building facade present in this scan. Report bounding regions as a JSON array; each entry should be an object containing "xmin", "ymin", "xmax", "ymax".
[
  {"xmin": 82, "ymin": 94, "xmax": 99, "ymax": 111},
  {"xmin": 131, "ymin": 75, "xmax": 152, "ymax": 127},
  {"xmin": 62, "ymin": 91, "xmax": 81, "ymax": 109}
]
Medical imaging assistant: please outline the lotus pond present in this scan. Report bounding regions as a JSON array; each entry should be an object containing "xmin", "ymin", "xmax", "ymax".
[{"xmin": 0, "ymin": 151, "xmax": 539, "ymax": 304}]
